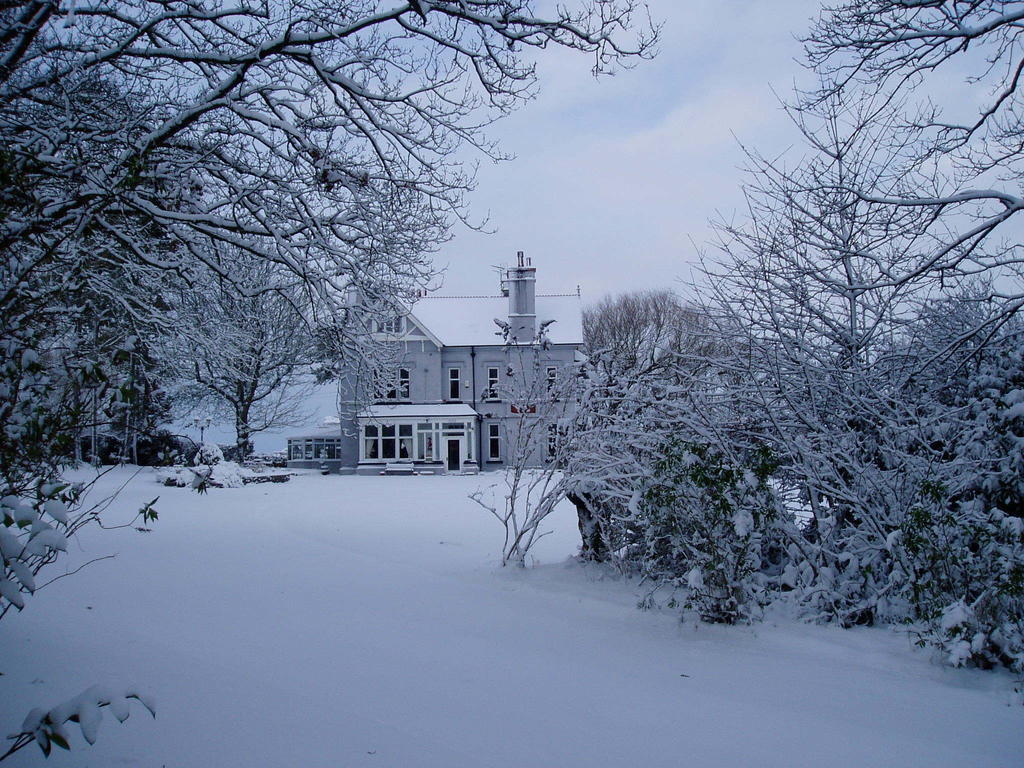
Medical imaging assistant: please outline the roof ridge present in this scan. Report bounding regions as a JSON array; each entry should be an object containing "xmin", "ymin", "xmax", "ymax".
[
  {"xmin": 419, "ymin": 294, "xmax": 503, "ymax": 299},
  {"xmin": 418, "ymin": 292, "xmax": 580, "ymax": 300}
]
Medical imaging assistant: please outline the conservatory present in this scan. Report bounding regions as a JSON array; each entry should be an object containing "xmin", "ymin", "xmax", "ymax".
[{"xmin": 285, "ymin": 426, "xmax": 345, "ymax": 472}]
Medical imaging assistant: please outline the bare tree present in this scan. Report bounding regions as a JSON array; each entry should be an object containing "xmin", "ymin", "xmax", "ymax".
[
  {"xmin": 705, "ymin": 94, "xmax": 952, "ymax": 622},
  {"xmin": 173, "ymin": 256, "xmax": 315, "ymax": 459},
  {"xmin": 1, "ymin": 1, "xmax": 657, "ymax": 321},
  {"xmin": 583, "ymin": 289, "xmax": 704, "ymax": 375},
  {"xmin": 470, "ymin": 334, "xmax": 576, "ymax": 567},
  {"xmin": 801, "ymin": 0, "xmax": 1024, "ymax": 320}
]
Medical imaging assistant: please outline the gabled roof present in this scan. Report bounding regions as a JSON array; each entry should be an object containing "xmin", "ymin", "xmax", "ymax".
[{"xmin": 408, "ymin": 294, "xmax": 583, "ymax": 347}]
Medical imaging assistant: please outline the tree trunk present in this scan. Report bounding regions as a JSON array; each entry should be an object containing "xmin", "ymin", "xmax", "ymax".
[
  {"xmin": 568, "ymin": 492, "xmax": 608, "ymax": 562},
  {"xmin": 90, "ymin": 388, "xmax": 98, "ymax": 466},
  {"xmin": 235, "ymin": 406, "xmax": 253, "ymax": 461}
]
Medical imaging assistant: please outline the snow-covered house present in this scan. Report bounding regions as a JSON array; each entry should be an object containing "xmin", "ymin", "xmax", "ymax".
[{"xmin": 287, "ymin": 255, "xmax": 583, "ymax": 473}]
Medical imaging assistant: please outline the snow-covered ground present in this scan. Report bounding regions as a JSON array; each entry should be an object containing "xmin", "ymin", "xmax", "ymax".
[{"xmin": 2, "ymin": 468, "xmax": 1022, "ymax": 767}]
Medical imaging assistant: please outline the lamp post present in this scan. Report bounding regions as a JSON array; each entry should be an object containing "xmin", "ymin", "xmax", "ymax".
[{"xmin": 192, "ymin": 416, "xmax": 213, "ymax": 445}]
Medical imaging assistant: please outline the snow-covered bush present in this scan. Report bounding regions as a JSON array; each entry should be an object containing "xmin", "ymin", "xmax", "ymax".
[
  {"xmin": 903, "ymin": 499, "xmax": 1024, "ymax": 672},
  {"xmin": 562, "ymin": 301, "xmax": 790, "ymax": 624},
  {"xmin": 566, "ymin": 292, "xmax": 722, "ymax": 569},
  {"xmin": 637, "ymin": 440, "xmax": 784, "ymax": 623},
  {"xmin": 193, "ymin": 443, "xmax": 224, "ymax": 467},
  {"xmin": 1, "ymin": 484, "xmax": 73, "ymax": 616},
  {"xmin": 157, "ymin": 459, "xmax": 248, "ymax": 491},
  {"xmin": 201, "ymin": 461, "xmax": 246, "ymax": 490},
  {"xmin": 731, "ymin": 312, "xmax": 1024, "ymax": 671},
  {"xmin": 182, "ymin": 444, "xmax": 246, "ymax": 489},
  {"xmin": 561, "ymin": 367, "xmax": 668, "ymax": 572},
  {"xmin": 900, "ymin": 333, "xmax": 1024, "ymax": 672}
]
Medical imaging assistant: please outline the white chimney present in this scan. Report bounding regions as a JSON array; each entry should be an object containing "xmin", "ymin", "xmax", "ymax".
[{"xmin": 506, "ymin": 250, "xmax": 536, "ymax": 343}]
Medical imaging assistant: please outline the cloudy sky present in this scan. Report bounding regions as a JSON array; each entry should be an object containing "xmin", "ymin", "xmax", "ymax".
[{"xmin": 435, "ymin": 0, "xmax": 822, "ymax": 304}]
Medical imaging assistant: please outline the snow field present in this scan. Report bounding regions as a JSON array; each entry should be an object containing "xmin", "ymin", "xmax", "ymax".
[{"xmin": 1, "ymin": 467, "xmax": 1021, "ymax": 767}]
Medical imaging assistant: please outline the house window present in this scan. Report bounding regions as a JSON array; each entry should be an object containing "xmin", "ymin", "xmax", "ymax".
[
  {"xmin": 448, "ymin": 368, "xmax": 461, "ymax": 400},
  {"xmin": 399, "ymin": 424, "xmax": 413, "ymax": 459},
  {"xmin": 362, "ymin": 420, "xmax": 475, "ymax": 463},
  {"xmin": 546, "ymin": 365, "xmax": 558, "ymax": 392},
  {"xmin": 363, "ymin": 425, "xmax": 379, "ymax": 459},
  {"xmin": 417, "ymin": 424, "xmax": 434, "ymax": 461},
  {"xmin": 547, "ymin": 423, "xmax": 558, "ymax": 459},
  {"xmin": 363, "ymin": 423, "xmax": 414, "ymax": 461},
  {"xmin": 488, "ymin": 423, "xmax": 501, "ymax": 461},
  {"xmin": 485, "ymin": 366, "xmax": 499, "ymax": 400},
  {"xmin": 376, "ymin": 316, "xmax": 404, "ymax": 334},
  {"xmin": 381, "ymin": 424, "xmax": 396, "ymax": 459},
  {"xmin": 299, "ymin": 438, "xmax": 341, "ymax": 460},
  {"xmin": 376, "ymin": 367, "xmax": 410, "ymax": 400}
]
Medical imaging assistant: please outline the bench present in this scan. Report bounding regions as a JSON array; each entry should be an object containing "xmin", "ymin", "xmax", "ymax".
[{"xmin": 381, "ymin": 462, "xmax": 416, "ymax": 475}]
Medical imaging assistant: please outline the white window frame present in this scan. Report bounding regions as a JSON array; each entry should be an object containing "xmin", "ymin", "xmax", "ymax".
[
  {"xmin": 359, "ymin": 418, "xmax": 476, "ymax": 464},
  {"xmin": 377, "ymin": 316, "xmax": 404, "ymax": 334},
  {"xmin": 363, "ymin": 425, "xmax": 379, "ymax": 459},
  {"xmin": 488, "ymin": 423, "xmax": 501, "ymax": 461},
  {"xmin": 398, "ymin": 424, "xmax": 413, "ymax": 459},
  {"xmin": 380, "ymin": 424, "xmax": 397, "ymax": 459},
  {"xmin": 376, "ymin": 367, "xmax": 411, "ymax": 401},
  {"xmin": 448, "ymin": 367, "xmax": 461, "ymax": 400},
  {"xmin": 485, "ymin": 366, "xmax": 500, "ymax": 400}
]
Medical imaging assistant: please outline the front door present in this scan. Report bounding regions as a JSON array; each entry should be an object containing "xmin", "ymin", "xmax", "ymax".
[{"xmin": 446, "ymin": 439, "xmax": 461, "ymax": 472}]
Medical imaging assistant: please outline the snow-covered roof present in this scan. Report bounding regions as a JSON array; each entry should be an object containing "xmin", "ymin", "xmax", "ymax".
[
  {"xmin": 408, "ymin": 294, "xmax": 583, "ymax": 347},
  {"xmin": 288, "ymin": 426, "xmax": 344, "ymax": 439},
  {"xmin": 358, "ymin": 404, "xmax": 478, "ymax": 420}
]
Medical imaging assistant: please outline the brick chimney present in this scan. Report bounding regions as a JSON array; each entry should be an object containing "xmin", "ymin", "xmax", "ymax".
[{"xmin": 506, "ymin": 251, "xmax": 536, "ymax": 343}]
